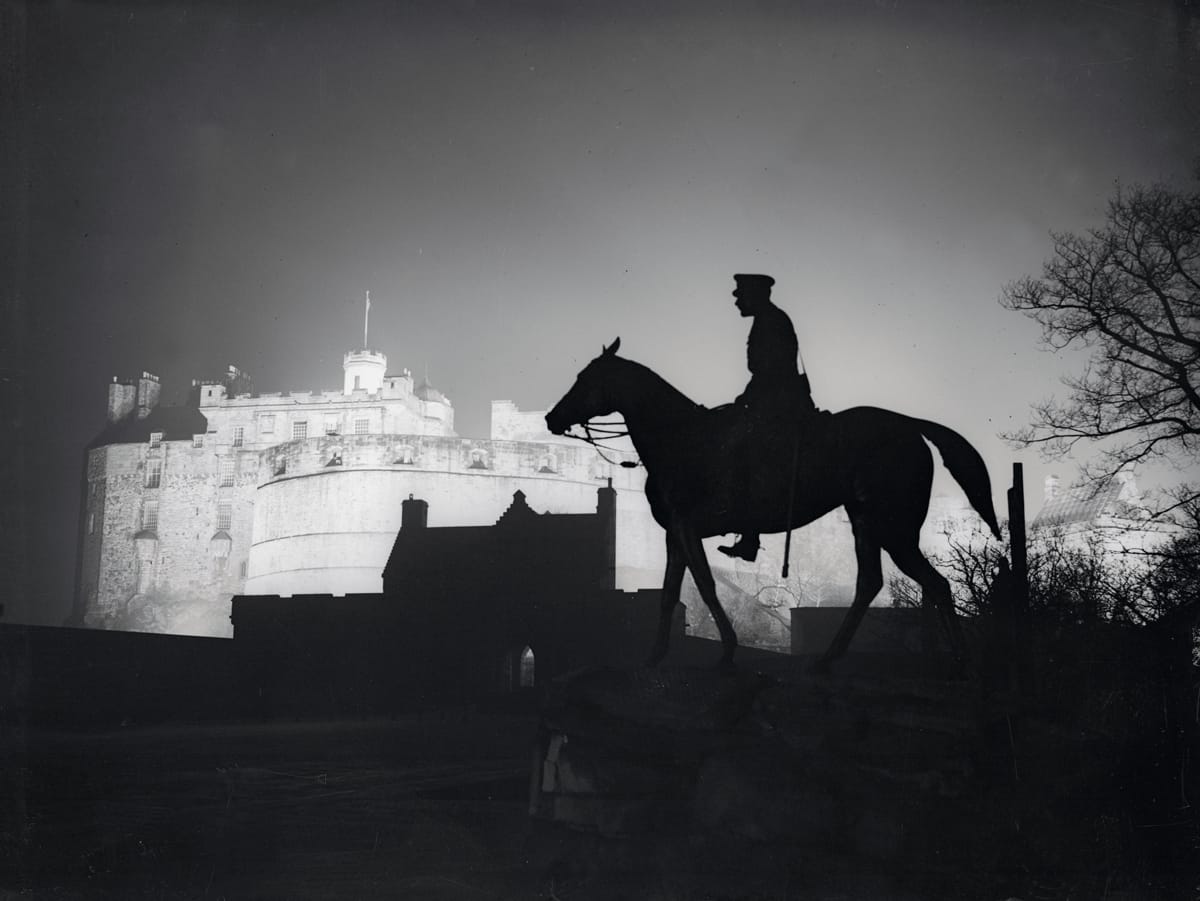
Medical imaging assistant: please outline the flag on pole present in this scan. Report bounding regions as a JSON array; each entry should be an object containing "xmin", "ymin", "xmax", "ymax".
[{"xmin": 364, "ymin": 290, "xmax": 371, "ymax": 348}]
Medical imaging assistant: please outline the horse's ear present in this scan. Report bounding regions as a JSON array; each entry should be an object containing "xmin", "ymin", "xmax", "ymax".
[{"xmin": 602, "ymin": 337, "xmax": 621, "ymax": 357}]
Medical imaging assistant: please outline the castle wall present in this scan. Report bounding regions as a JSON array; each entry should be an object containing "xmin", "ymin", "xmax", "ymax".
[
  {"xmin": 491, "ymin": 400, "xmax": 557, "ymax": 442},
  {"xmin": 197, "ymin": 369, "xmax": 451, "ymax": 452},
  {"xmin": 80, "ymin": 439, "xmax": 258, "ymax": 638},
  {"xmin": 245, "ymin": 433, "xmax": 664, "ymax": 598}
]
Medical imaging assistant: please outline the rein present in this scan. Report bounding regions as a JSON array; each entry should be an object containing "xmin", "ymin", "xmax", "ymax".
[{"xmin": 566, "ymin": 421, "xmax": 643, "ymax": 469}]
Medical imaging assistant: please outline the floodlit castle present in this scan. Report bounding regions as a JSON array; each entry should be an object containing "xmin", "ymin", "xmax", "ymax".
[
  {"xmin": 71, "ymin": 344, "xmax": 665, "ymax": 638},
  {"xmin": 73, "ymin": 330, "xmax": 951, "ymax": 647}
]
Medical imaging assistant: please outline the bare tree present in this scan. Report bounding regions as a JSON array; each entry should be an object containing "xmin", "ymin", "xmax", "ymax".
[
  {"xmin": 1001, "ymin": 177, "xmax": 1200, "ymax": 516},
  {"xmin": 890, "ymin": 515, "xmax": 1198, "ymax": 627}
]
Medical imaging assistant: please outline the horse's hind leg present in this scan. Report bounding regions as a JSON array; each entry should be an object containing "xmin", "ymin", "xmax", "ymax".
[
  {"xmin": 886, "ymin": 540, "xmax": 965, "ymax": 664},
  {"xmin": 812, "ymin": 519, "xmax": 883, "ymax": 674},
  {"xmin": 647, "ymin": 532, "xmax": 686, "ymax": 667},
  {"xmin": 671, "ymin": 519, "xmax": 738, "ymax": 667}
]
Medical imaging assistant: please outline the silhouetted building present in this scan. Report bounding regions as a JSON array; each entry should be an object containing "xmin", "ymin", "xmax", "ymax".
[{"xmin": 231, "ymin": 486, "xmax": 672, "ymax": 715}]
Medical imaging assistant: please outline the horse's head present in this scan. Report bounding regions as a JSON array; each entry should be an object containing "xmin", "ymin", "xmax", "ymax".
[{"xmin": 545, "ymin": 338, "xmax": 622, "ymax": 435}]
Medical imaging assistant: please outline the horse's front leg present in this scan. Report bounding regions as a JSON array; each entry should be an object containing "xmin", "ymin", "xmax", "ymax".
[
  {"xmin": 672, "ymin": 519, "xmax": 738, "ymax": 668},
  {"xmin": 647, "ymin": 532, "xmax": 685, "ymax": 667}
]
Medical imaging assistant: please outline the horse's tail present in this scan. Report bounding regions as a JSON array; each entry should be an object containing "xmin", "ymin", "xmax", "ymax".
[{"xmin": 913, "ymin": 418, "xmax": 1002, "ymax": 540}]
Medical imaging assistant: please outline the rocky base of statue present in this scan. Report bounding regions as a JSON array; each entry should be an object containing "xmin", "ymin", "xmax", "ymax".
[{"xmin": 529, "ymin": 628, "xmax": 1195, "ymax": 900}]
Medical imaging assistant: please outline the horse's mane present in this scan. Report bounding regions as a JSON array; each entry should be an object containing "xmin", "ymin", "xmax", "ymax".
[{"xmin": 609, "ymin": 354, "xmax": 703, "ymax": 420}]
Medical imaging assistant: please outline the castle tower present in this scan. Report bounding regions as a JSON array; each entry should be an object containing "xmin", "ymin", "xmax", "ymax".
[
  {"xmin": 343, "ymin": 349, "xmax": 387, "ymax": 394},
  {"xmin": 343, "ymin": 290, "xmax": 386, "ymax": 394}
]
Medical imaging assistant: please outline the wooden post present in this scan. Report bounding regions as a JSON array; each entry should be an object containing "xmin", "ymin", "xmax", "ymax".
[
  {"xmin": 1006, "ymin": 463, "xmax": 1031, "ymax": 684},
  {"xmin": 1007, "ymin": 463, "xmax": 1028, "ymax": 614}
]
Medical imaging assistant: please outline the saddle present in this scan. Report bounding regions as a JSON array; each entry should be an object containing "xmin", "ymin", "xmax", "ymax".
[
  {"xmin": 689, "ymin": 403, "xmax": 828, "ymax": 491},
  {"xmin": 704, "ymin": 401, "xmax": 829, "ymax": 449}
]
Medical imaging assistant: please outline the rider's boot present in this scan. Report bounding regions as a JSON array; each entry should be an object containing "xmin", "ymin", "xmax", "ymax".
[{"xmin": 718, "ymin": 533, "xmax": 760, "ymax": 562}]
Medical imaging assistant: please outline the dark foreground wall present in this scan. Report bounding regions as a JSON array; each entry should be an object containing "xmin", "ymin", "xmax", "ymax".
[
  {"xmin": 231, "ymin": 589, "xmax": 680, "ymax": 719},
  {"xmin": 1, "ymin": 624, "xmax": 242, "ymax": 728},
  {"xmin": 791, "ymin": 606, "xmax": 923, "ymax": 656}
]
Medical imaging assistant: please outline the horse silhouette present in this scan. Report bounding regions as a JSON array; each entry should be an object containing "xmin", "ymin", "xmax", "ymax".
[{"xmin": 545, "ymin": 338, "xmax": 1002, "ymax": 672}]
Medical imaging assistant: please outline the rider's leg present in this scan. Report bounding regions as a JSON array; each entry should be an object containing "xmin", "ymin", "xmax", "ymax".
[{"xmin": 718, "ymin": 533, "xmax": 760, "ymax": 562}]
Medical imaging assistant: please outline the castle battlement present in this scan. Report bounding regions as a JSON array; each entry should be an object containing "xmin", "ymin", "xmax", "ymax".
[{"xmin": 259, "ymin": 432, "xmax": 636, "ymax": 489}]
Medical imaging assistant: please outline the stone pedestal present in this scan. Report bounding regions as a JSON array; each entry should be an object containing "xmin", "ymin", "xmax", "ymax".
[
  {"xmin": 529, "ymin": 634, "xmax": 1189, "ymax": 899},
  {"xmin": 532, "ymin": 666, "xmax": 769, "ymax": 835}
]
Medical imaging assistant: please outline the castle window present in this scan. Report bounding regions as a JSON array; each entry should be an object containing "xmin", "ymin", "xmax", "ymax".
[
  {"xmin": 193, "ymin": 435, "xmax": 204, "ymax": 448},
  {"xmin": 292, "ymin": 421, "xmax": 308, "ymax": 440},
  {"xmin": 326, "ymin": 450, "xmax": 344, "ymax": 467},
  {"xmin": 355, "ymin": 418, "xmax": 369, "ymax": 435},
  {"xmin": 239, "ymin": 560, "xmax": 248, "ymax": 580},
  {"xmin": 219, "ymin": 458, "xmax": 235, "ymax": 487},
  {"xmin": 141, "ymin": 500, "xmax": 159, "ymax": 532},
  {"xmin": 538, "ymin": 452, "xmax": 558, "ymax": 474},
  {"xmin": 395, "ymin": 444, "xmax": 415, "ymax": 465},
  {"xmin": 273, "ymin": 457, "xmax": 287, "ymax": 476},
  {"xmin": 354, "ymin": 375, "xmax": 361, "ymax": 390},
  {"xmin": 217, "ymin": 501, "xmax": 232, "ymax": 531},
  {"xmin": 519, "ymin": 647, "xmax": 536, "ymax": 688},
  {"xmin": 87, "ymin": 512, "xmax": 95, "ymax": 535},
  {"xmin": 148, "ymin": 432, "xmax": 163, "ymax": 449},
  {"xmin": 232, "ymin": 426, "xmax": 244, "ymax": 447},
  {"xmin": 145, "ymin": 459, "xmax": 162, "ymax": 489},
  {"xmin": 469, "ymin": 449, "xmax": 489, "ymax": 470},
  {"xmin": 259, "ymin": 414, "xmax": 275, "ymax": 435},
  {"xmin": 324, "ymin": 416, "xmax": 340, "ymax": 436}
]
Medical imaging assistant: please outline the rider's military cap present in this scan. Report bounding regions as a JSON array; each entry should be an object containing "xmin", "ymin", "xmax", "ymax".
[{"xmin": 733, "ymin": 273, "xmax": 775, "ymax": 290}]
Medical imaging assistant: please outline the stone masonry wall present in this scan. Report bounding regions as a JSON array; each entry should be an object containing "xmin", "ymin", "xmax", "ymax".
[{"xmin": 82, "ymin": 439, "xmax": 258, "ymax": 637}]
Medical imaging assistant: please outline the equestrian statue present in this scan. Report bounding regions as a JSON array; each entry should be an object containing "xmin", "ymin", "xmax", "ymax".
[{"xmin": 545, "ymin": 275, "xmax": 1001, "ymax": 673}]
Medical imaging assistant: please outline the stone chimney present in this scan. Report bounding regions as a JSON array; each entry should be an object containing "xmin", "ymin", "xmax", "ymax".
[
  {"xmin": 401, "ymin": 494, "xmax": 428, "ymax": 530},
  {"xmin": 224, "ymin": 364, "xmax": 253, "ymax": 397},
  {"xmin": 136, "ymin": 372, "xmax": 161, "ymax": 420},
  {"xmin": 106, "ymin": 377, "xmax": 137, "ymax": 423},
  {"xmin": 1044, "ymin": 474, "xmax": 1061, "ymax": 503}
]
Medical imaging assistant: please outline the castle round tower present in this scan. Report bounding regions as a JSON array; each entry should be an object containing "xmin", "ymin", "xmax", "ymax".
[{"xmin": 343, "ymin": 349, "xmax": 387, "ymax": 394}]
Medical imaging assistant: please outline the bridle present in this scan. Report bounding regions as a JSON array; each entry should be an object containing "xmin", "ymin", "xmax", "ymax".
[{"xmin": 564, "ymin": 419, "xmax": 642, "ymax": 469}]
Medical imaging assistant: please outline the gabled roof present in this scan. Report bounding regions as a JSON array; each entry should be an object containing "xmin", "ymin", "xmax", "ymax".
[
  {"xmin": 383, "ymin": 489, "xmax": 614, "ymax": 593},
  {"xmin": 88, "ymin": 405, "xmax": 210, "ymax": 450},
  {"xmin": 495, "ymin": 490, "xmax": 540, "ymax": 525},
  {"xmin": 1032, "ymin": 475, "xmax": 1143, "ymax": 528}
]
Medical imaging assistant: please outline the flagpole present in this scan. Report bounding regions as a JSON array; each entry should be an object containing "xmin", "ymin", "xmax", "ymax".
[{"xmin": 364, "ymin": 290, "xmax": 371, "ymax": 349}]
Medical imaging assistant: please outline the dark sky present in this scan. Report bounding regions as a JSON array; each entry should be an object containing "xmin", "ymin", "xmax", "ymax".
[{"xmin": 12, "ymin": 0, "xmax": 1200, "ymax": 624}]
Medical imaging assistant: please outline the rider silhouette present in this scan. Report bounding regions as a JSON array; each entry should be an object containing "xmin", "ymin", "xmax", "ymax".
[{"xmin": 718, "ymin": 273, "xmax": 815, "ymax": 563}]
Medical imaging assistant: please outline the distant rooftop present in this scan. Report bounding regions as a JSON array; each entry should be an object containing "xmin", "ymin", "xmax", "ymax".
[
  {"xmin": 1032, "ymin": 473, "xmax": 1144, "ymax": 528},
  {"xmin": 89, "ymin": 405, "xmax": 210, "ymax": 450}
]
